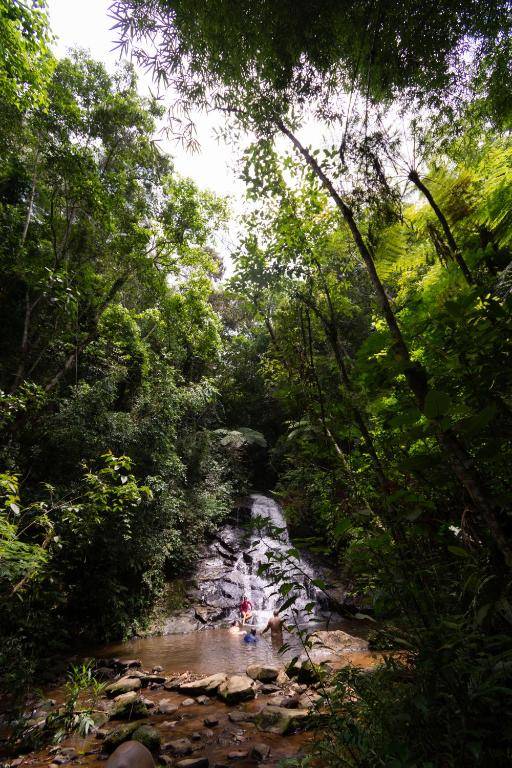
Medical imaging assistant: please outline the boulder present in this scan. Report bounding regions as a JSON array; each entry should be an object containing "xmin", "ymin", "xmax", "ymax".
[
  {"xmin": 103, "ymin": 721, "xmax": 145, "ymax": 752},
  {"xmin": 246, "ymin": 666, "xmax": 279, "ymax": 684},
  {"xmin": 255, "ymin": 705, "xmax": 310, "ymax": 735},
  {"xmin": 179, "ymin": 673, "xmax": 228, "ymax": 696},
  {"xmin": 106, "ymin": 676, "xmax": 142, "ymax": 698},
  {"xmin": 110, "ymin": 692, "xmax": 148, "ymax": 721},
  {"xmin": 131, "ymin": 725, "xmax": 161, "ymax": 753},
  {"xmin": 176, "ymin": 759, "xmax": 209, "ymax": 768},
  {"xmin": 251, "ymin": 743, "xmax": 271, "ymax": 761},
  {"xmin": 218, "ymin": 676, "xmax": 255, "ymax": 705}
]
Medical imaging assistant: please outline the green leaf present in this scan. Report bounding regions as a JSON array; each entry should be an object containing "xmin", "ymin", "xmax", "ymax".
[
  {"xmin": 447, "ymin": 545, "xmax": 471, "ymax": 558},
  {"xmin": 333, "ymin": 518, "xmax": 353, "ymax": 538},
  {"xmin": 424, "ymin": 390, "xmax": 452, "ymax": 419}
]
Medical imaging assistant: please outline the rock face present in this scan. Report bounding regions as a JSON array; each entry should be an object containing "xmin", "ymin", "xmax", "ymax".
[
  {"xmin": 246, "ymin": 665, "xmax": 279, "ymax": 683},
  {"xmin": 255, "ymin": 705, "xmax": 310, "ymax": 735},
  {"xmin": 218, "ymin": 675, "xmax": 255, "ymax": 705},
  {"xmin": 106, "ymin": 676, "xmax": 142, "ymax": 698},
  {"xmin": 179, "ymin": 673, "xmax": 227, "ymax": 696}
]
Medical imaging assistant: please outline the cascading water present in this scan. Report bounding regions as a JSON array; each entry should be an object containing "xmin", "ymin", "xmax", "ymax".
[{"xmin": 189, "ymin": 494, "xmax": 321, "ymax": 628}]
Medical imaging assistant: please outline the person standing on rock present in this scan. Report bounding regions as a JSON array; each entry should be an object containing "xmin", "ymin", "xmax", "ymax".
[
  {"xmin": 239, "ymin": 594, "xmax": 253, "ymax": 624},
  {"xmin": 262, "ymin": 609, "xmax": 284, "ymax": 647}
]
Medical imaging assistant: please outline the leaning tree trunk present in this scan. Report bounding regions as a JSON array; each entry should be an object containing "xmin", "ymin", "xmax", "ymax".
[{"xmin": 276, "ymin": 119, "xmax": 512, "ymax": 567}]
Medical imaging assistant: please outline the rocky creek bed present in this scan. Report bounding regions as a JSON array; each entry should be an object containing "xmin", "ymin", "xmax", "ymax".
[{"xmin": 1, "ymin": 629, "xmax": 382, "ymax": 768}]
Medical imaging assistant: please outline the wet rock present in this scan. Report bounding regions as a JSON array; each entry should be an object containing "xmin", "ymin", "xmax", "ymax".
[
  {"xmin": 175, "ymin": 759, "xmax": 209, "ymax": 768},
  {"xmin": 152, "ymin": 666, "xmax": 163, "ymax": 673},
  {"xmin": 95, "ymin": 667, "xmax": 116, "ymax": 682},
  {"xmin": 131, "ymin": 724, "xmax": 161, "ymax": 753},
  {"xmin": 204, "ymin": 717, "xmax": 219, "ymax": 727},
  {"xmin": 255, "ymin": 705, "xmax": 310, "ymax": 735},
  {"xmin": 277, "ymin": 695, "xmax": 300, "ymax": 709},
  {"xmin": 106, "ymin": 676, "xmax": 142, "ymax": 698},
  {"xmin": 141, "ymin": 697, "xmax": 156, "ymax": 709},
  {"xmin": 141, "ymin": 674, "xmax": 167, "ymax": 686},
  {"xmin": 260, "ymin": 684, "xmax": 280, "ymax": 694},
  {"xmin": 164, "ymin": 737, "xmax": 193, "ymax": 756},
  {"xmin": 195, "ymin": 695, "xmax": 210, "ymax": 705},
  {"xmin": 218, "ymin": 676, "xmax": 255, "ymax": 705},
  {"xmin": 246, "ymin": 666, "xmax": 279, "ymax": 684},
  {"xmin": 251, "ymin": 743, "xmax": 271, "ymax": 761},
  {"xmin": 179, "ymin": 673, "xmax": 227, "ymax": 696},
  {"xmin": 203, "ymin": 729, "xmax": 214, "ymax": 739},
  {"xmin": 111, "ymin": 692, "xmax": 149, "ymax": 720},
  {"xmin": 181, "ymin": 698, "xmax": 195, "ymax": 707},
  {"xmin": 191, "ymin": 732, "xmax": 202, "ymax": 741},
  {"xmin": 103, "ymin": 721, "xmax": 145, "ymax": 752},
  {"xmin": 106, "ymin": 741, "xmax": 155, "ymax": 768},
  {"xmin": 228, "ymin": 710, "xmax": 256, "ymax": 723},
  {"xmin": 227, "ymin": 752, "xmax": 248, "ymax": 760},
  {"xmin": 158, "ymin": 699, "xmax": 179, "ymax": 715},
  {"xmin": 117, "ymin": 659, "xmax": 142, "ymax": 671}
]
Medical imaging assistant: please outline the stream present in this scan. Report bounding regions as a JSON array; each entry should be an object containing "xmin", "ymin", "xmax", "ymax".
[{"xmin": 5, "ymin": 495, "xmax": 380, "ymax": 768}]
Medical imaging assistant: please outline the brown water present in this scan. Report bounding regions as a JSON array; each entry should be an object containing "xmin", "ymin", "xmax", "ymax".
[{"xmin": 90, "ymin": 618, "xmax": 374, "ymax": 677}]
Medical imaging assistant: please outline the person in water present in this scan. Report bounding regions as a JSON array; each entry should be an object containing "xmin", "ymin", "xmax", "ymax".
[
  {"xmin": 243, "ymin": 627, "xmax": 258, "ymax": 644},
  {"xmin": 262, "ymin": 609, "xmax": 284, "ymax": 646},
  {"xmin": 239, "ymin": 595, "xmax": 253, "ymax": 624}
]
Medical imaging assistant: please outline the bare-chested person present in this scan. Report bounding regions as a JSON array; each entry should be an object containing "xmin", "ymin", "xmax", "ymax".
[{"xmin": 261, "ymin": 609, "xmax": 284, "ymax": 647}]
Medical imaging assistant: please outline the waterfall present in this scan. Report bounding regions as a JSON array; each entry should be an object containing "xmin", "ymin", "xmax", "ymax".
[{"xmin": 190, "ymin": 494, "xmax": 319, "ymax": 628}]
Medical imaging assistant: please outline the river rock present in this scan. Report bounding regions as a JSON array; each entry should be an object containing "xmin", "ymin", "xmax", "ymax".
[
  {"xmin": 277, "ymin": 695, "xmax": 300, "ymax": 709},
  {"xmin": 251, "ymin": 743, "xmax": 271, "ymax": 761},
  {"xmin": 227, "ymin": 751, "xmax": 248, "ymax": 760},
  {"xmin": 204, "ymin": 717, "xmax": 219, "ymax": 727},
  {"xmin": 164, "ymin": 738, "xmax": 193, "ymax": 756},
  {"xmin": 131, "ymin": 725, "xmax": 161, "ymax": 752},
  {"xmin": 261, "ymin": 683, "xmax": 280, "ymax": 694},
  {"xmin": 246, "ymin": 665, "xmax": 279, "ymax": 683},
  {"xmin": 181, "ymin": 698, "xmax": 195, "ymax": 706},
  {"xmin": 255, "ymin": 705, "xmax": 310, "ymax": 735},
  {"xmin": 176, "ymin": 759, "xmax": 209, "ymax": 768},
  {"xmin": 152, "ymin": 666, "xmax": 163, "ymax": 673},
  {"xmin": 117, "ymin": 659, "xmax": 142, "ymax": 670},
  {"xmin": 195, "ymin": 695, "xmax": 210, "ymax": 705},
  {"xmin": 158, "ymin": 699, "xmax": 179, "ymax": 715},
  {"xmin": 218, "ymin": 676, "xmax": 255, "ymax": 705},
  {"xmin": 179, "ymin": 673, "xmax": 227, "ymax": 696},
  {"xmin": 103, "ymin": 721, "xmax": 145, "ymax": 752},
  {"xmin": 95, "ymin": 666, "xmax": 116, "ymax": 682},
  {"xmin": 106, "ymin": 676, "xmax": 142, "ymax": 697},
  {"xmin": 140, "ymin": 674, "xmax": 167, "ymax": 686},
  {"xmin": 228, "ymin": 710, "xmax": 256, "ymax": 723},
  {"xmin": 110, "ymin": 692, "xmax": 148, "ymax": 720}
]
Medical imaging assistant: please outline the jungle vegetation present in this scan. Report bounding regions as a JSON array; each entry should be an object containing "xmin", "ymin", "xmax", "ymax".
[{"xmin": 2, "ymin": 1, "xmax": 512, "ymax": 764}]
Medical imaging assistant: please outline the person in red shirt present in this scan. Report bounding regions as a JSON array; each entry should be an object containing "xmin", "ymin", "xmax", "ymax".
[{"xmin": 239, "ymin": 595, "xmax": 253, "ymax": 624}]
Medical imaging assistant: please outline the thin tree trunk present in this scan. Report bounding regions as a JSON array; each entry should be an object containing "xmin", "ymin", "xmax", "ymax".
[
  {"xmin": 276, "ymin": 119, "xmax": 512, "ymax": 566},
  {"xmin": 408, "ymin": 169, "xmax": 474, "ymax": 285}
]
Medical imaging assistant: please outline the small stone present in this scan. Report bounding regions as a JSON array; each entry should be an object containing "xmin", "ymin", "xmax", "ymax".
[
  {"xmin": 261, "ymin": 684, "xmax": 280, "ymax": 694},
  {"xmin": 246, "ymin": 666, "xmax": 279, "ymax": 683},
  {"xmin": 191, "ymin": 732, "xmax": 202, "ymax": 741},
  {"xmin": 175, "ymin": 759, "xmax": 209, "ymax": 768},
  {"xmin": 161, "ymin": 720, "xmax": 179, "ymax": 728},
  {"xmin": 141, "ymin": 697, "xmax": 156, "ymax": 708},
  {"xmin": 218, "ymin": 676, "xmax": 255, "ymax": 706},
  {"xmin": 181, "ymin": 698, "xmax": 195, "ymax": 707},
  {"xmin": 160, "ymin": 756, "xmax": 173, "ymax": 767},
  {"xmin": 227, "ymin": 751, "xmax": 248, "ymax": 760},
  {"xmin": 195, "ymin": 695, "xmax": 210, "ymax": 705},
  {"xmin": 228, "ymin": 711, "xmax": 255, "ymax": 724},
  {"xmin": 251, "ymin": 743, "xmax": 271, "ymax": 761},
  {"xmin": 153, "ymin": 666, "xmax": 163, "ymax": 673},
  {"xmin": 203, "ymin": 717, "xmax": 218, "ymax": 727}
]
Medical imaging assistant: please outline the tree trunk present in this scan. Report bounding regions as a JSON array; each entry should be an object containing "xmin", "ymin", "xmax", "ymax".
[
  {"xmin": 277, "ymin": 119, "xmax": 512, "ymax": 566},
  {"xmin": 408, "ymin": 169, "xmax": 474, "ymax": 286}
]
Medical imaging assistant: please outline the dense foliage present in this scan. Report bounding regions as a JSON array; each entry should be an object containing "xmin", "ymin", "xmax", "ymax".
[
  {"xmin": 0, "ymin": 49, "xmax": 247, "ymax": 686},
  {"xmin": 1, "ymin": 1, "xmax": 512, "ymax": 764}
]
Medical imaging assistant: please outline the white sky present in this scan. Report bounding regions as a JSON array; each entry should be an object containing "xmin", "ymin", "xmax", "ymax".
[{"xmin": 47, "ymin": 0, "xmax": 246, "ymax": 267}]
